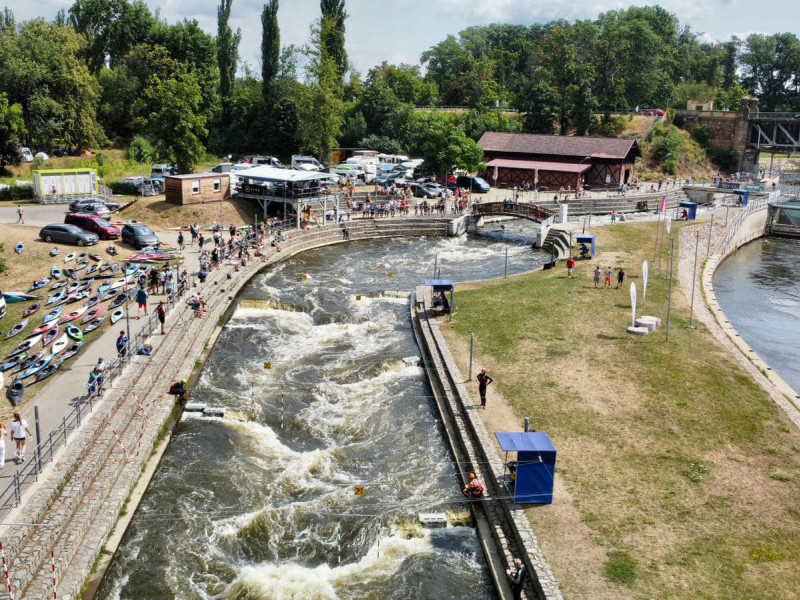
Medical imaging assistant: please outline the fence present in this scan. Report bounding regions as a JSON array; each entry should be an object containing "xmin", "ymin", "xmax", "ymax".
[
  {"xmin": 0, "ymin": 275, "xmax": 189, "ymax": 522},
  {"xmin": 715, "ymin": 195, "xmax": 772, "ymax": 258}
]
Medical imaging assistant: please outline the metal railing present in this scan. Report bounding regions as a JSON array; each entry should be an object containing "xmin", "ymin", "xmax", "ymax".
[
  {"xmin": 715, "ymin": 196, "xmax": 772, "ymax": 258},
  {"xmin": 0, "ymin": 276, "xmax": 189, "ymax": 522}
]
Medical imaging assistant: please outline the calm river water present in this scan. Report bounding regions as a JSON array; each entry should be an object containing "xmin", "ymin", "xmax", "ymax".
[
  {"xmin": 97, "ymin": 224, "xmax": 545, "ymax": 599},
  {"xmin": 713, "ymin": 236, "xmax": 800, "ymax": 394}
]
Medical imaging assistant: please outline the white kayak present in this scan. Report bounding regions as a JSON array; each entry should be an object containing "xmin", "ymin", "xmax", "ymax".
[{"xmin": 51, "ymin": 333, "xmax": 69, "ymax": 355}]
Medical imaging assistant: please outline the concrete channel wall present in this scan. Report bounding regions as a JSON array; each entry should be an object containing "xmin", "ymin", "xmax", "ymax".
[
  {"xmin": 3, "ymin": 217, "xmax": 452, "ymax": 599},
  {"xmin": 701, "ymin": 201, "xmax": 800, "ymax": 411},
  {"xmin": 412, "ymin": 289, "xmax": 563, "ymax": 600}
]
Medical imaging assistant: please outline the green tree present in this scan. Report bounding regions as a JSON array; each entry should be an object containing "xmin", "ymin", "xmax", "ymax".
[
  {"xmin": 261, "ymin": 0, "xmax": 280, "ymax": 104},
  {"xmin": 319, "ymin": 0, "xmax": 347, "ymax": 81},
  {"xmin": 127, "ymin": 134, "xmax": 153, "ymax": 163},
  {"xmin": 134, "ymin": 72, "xmax": 207, "ymax": 173},
  {"xmin": 358, "ymin": 134, "xmax": 404, "ymax": 155},
  {"xmin": 340, "ymin": 111, "xmax": 366, "ymax": 147},
  {"xmin": 408, "ymin": 112, "xmax": 483, "ymax": 175},
  {"xmin": 0, "ymin": 92, "xmax": 26, "ymax": 170},
  {"xmin": 217, "ymin": 0, "xmax": 241, "ymax": 127},
  {"xmin": 570, "ymin": 78, "xmax": 597, "ymax": 136},
  {"xmin": 271, "ymin": 96, "xmax": 301, "ymax": 161},
  {"xmin": 516, "ymin": 75, "xmax": 559, "ymax": 134}
]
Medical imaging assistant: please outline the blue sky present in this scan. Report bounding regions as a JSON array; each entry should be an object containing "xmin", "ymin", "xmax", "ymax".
[{"xmin": 14, "ymin": 0, "xmax": 798, "ymax": 75}]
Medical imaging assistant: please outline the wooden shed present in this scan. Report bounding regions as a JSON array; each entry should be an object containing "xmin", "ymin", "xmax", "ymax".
[{"xmin": 165, "ymin": 173, "xmax": 230, "ymax": 205}]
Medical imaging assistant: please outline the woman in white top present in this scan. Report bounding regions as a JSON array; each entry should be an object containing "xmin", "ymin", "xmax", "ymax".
[
  {"xmin": 0, "ymin": 421, "xmax": 6, "ymax": 468},
  {"xmin": 9, "ymin": 412, "xmax": 32, "ymax": 463}
]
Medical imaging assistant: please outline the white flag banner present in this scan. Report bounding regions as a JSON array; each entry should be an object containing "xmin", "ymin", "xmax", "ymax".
[
  {"xmin": 665, "ymin": 216, "xmax": 673, "ymax": 236},
  {"xmin": 642, "ymin": 260, "xmax": 649, "ymax": 305},
  {"xmin": 630, "ymin": 282, "xmax": 638, "ymax": 327}
]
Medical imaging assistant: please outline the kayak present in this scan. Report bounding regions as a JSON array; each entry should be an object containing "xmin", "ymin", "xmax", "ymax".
[
  {"xmin": 89, "ymin": 254, "xmax": 102, "ymax": 262},
  {"xmin": 51, "ymin": 334, "xmax": 68, "ymax": 354},
  {"xmin": 110, "ymin": 308, "xmax": 124, "ymax": 324},
  {"xmin": 31, "ymin": 320, "xmax": 57, "ymax": 336},
  {"xmin": 100, "ymin": 262, "xmax": 111, "ymax": 273},
  {"xmin": 66, "ymin": 283, "xmax": 80, "ymax": 295},
  {"xmin": 42, "ymin": 306, "xmax": 64, "ymax": 325},
  {"xmin": 124, "ymin": 265, "xmax": 138, "ymax": 276},
  {"xmin": 9, "ymin": 334, "xmax": 42, "ymax": 356},
  {"xmin": 6, "ymin": 378, "xmax": 24, "ymax": 406},
  {"xmin": 14, "ymin": 243, "xmax": 24, "ymax": 254},
  {"xmin": 22, "ymin": 354, "xmax": 53, "ymax": 379},
  {"xmin": 102, "ymin": 288, "xmax": 118, "ymax": 303},
  {"xmin": 29, "ymin": 279, "xmax": 51, "ymax": 292},
  {"xmin": 51, "ymin": 280, "xmax": 68, "ymax": 291},
  {"xmin": 64, "ymin": 268, "xmax": 76, "ymax": 279},
  {"xmin": 66, "ymin": 324, "xmax": 83, "ymax": 341},
  {"xmin": 59, "ymin": 307, "xmax": 87, "ymax": 324},
  {"xmin": 85, "ymin": 295, "xmax": 101, "ymax": 309},
  {"xmin": 109, "ymin": 293, "xmax": 128, "ymax": 309},
  {"xmin": 59, "ymin": 341, "xmax": 83, "ymax": 362},
  {"xmin": 34, "ymin": 363, "xmax": 59, "ymax": 383},
  {"xmin": 64, "ymin": 291, "xmax": 89, "ymax": 305},
  {"xmin": 77, "ymin": 252, "xmax": 88, "ymax": 262},
  {"xmin": 23, "ymin": 302, "xmax": 40, "ymax": 317},
  {"xmin": 51, "ymin": 266, "xmax": 63, "ymax": 279},
  {"xmin": 50, "ymin": 247, "xmax": 59, "ymax": 257},
  {"xmin": 0, "ymin": 352, "xmax": 26, "ymax": 372},
  {"xmin": 109, "ymin": 277, "xmax": 130, "ymax": 291},
  {"xmin": 107, "ymin": 246, "xmax": 118, "ymax": 256},
  {"xmin": 98, "ymin": 283, "xmax": 111, "ymax": 295},
  {"xmin": 2, "ymin": 292, "xmax": 39, "ymax": 303},
  {"xmin": 42, "ymin": 324, "xmax": 59, "ymax": 346},
  {"xmin": 110, "ymin": 263, "xmax": 121, "ymax": 275},
  {"xmin": 75, "ymin": 262, "xmax": 88, "ymax": 272},
  {"xmin": 64, "ymin": 252, "xmax": 76, "ymax": 263},
  {"xmin": 15, "ymin": 351, "xmax": 43, "ymax": 374},
  {"xmin": 81, "ymin": 306, "xmax": 102, "ymax": 323},
  {"xmin": 83, "ymin": 315, "xmax": 105, "ymax": 333},
  {"xmin": 47, "ymin": 289, "xmax": 66, "ymax": 305},
  {"xmin": 5, "ymin": 319, "xmax": 28, "ymax": 339},
  {"xmin": 86, "ymin": 264, "xmax": 99, "ymax": 276}
]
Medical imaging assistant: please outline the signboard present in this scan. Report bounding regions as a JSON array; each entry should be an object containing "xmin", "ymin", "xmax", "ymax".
[
  {"xmin": 241, "ymin": 183, "xmax": 271, "ymax": 196},
  {"xmin": 744, "ymin": 184, "xmax": 762, "ymax": 192},
  {"xmin": 716, "ymin": 181, "xmax": 741, "ymax": 190},
  {"xmin": 630, "ymin": 283, "xmax": 637, "ymax": 327}
]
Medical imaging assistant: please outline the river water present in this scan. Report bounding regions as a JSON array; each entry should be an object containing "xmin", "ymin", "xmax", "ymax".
[
  {"xmin": 97, "ymin": 224, "xmax": 546, "ymax": 600},
  {"xmin": 713, "ymin": 236, "xmax": 800, "ymax": 394}
]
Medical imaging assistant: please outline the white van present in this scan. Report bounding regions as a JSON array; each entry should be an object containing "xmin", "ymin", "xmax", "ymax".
[
  {"xmin": 377, "ymin": 154, "xmax": 409, "ymax": 165},
  {"xmin": 345, "ymin": 156, "xmax": 377, "ymax": 182},
  {"xmin": 18, "ymin": 147, "xmax": 34, "ymax": 163},
  {"xmin": 292, "ymin": 155, "xmax": 324, "ymax": 172}
]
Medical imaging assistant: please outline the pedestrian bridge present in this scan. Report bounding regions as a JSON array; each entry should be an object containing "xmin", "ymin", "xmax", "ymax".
[{"xmin": 471, "ymin": 201, "xmax": 556, "ymax": 226}]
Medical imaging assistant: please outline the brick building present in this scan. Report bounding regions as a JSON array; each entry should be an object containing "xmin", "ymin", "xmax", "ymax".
[
  {"xmin": 478, "ymin": 132, "xmax": 640, "ymax": 190},
  {"xmin": 165, "ymin": 173, "xmax": 230, "ymax": 205}
]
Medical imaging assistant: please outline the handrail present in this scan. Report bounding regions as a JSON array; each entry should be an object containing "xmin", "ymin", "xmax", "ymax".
[{"xmin": 472, "ymin": 201, "xmax": 555, "ymax": 223}]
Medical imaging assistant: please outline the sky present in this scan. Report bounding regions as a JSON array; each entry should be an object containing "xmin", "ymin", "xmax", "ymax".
[{"xmin": 13, "ymin": 0, "xmax": 799, "ymax": 75}]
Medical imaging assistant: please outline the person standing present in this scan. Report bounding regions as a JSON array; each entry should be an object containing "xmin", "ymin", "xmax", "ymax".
[
  {"xmin": 136, "ymin": 286, "xmax": 149, "ymax": 317},
  {"xmin": 617, "ymin": 267, "xmax": 625, "ymax": 289},
  {"xmin": 507, "ymin": 558, "xmax": 526, "ymax": 600},
  {"xmin": 177, "ymin": 230, "xmax": 185, "ymax": 250},
  {"xmin": 9, "ymin": 413, "xmax": 31, "ymax": 463},
  {"xmin": 604, "ymin": 266, "xmax": 613, "ymax": 288},
  {"xmin": 566, "ymin": 256, "xmax": 576, "ymax": 279},
  {"xmin": 116, "ymin": 330, "xmax": 129, "ymax": 366},
  {"xmin": 190, "ymin": 224, "xmax": 198, "ymax": 245},
  {"xmin": 156, "ymin": 300, "xmax": 167, "ymax": 334},
  {"xmin": 0, "ymin": 421, "xmax": 6, "ymax": 468},
  {"xmin": 594, "ymin": 266, "xmax": 601, "ymax": 288},
  {"xmin": 198, "ymin": 233, "xmax": 205, "ymax": 252},
  {"xmin": 16, "ymin": 205, "xmax": 24, "ymax": 224},
  {"xmin": 477, "ymin": 368, "xmax": 493, "ymax": 409}
]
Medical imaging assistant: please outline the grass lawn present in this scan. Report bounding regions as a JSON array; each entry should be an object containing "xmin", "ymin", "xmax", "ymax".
[{"xmin": 444, "ymin": 221, "xmax": 800, "ymax": 599}]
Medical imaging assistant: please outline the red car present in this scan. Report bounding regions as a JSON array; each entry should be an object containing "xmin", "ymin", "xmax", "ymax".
[{"xmin": 64, "ymin": 213, "xmax": 121, "ymax": 240}]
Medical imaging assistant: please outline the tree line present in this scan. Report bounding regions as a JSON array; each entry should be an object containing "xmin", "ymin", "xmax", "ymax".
[{"xmin": 0, "ymin": 1, "xmax": 798, "ymax": 175}]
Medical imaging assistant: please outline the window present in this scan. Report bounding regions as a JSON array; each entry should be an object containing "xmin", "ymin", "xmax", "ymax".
[
  {"xmin": 191, "ymin": 180, "xmax": 200, "ymax": 194},
  {"xmin": 213, "ymin": 178, "xmax": 221, "ymax": 193}
]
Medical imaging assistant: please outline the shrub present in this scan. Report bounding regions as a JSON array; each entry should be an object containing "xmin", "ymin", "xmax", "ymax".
[
  {"xmin": 0, "ymin": 185, "xmax": 34, "ymax": 201},
  {"xmin": 0, "ymin": 243, "xmax": 6, "ymax": 275},
  {"xmin": 692, "ymin": 124, "xmax": 711, "ymax": 149},
  {"xmin": 95, "ymin": 151, "xmax": 107, "ymax": 166}
]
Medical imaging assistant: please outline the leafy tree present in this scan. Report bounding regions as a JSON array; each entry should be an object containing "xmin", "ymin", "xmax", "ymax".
[
  {"xmin": 570, "ymin": 78, "xmax": 597, "ymax": 136},
  {"xmin": 319, "ymin": 0, "xmax": 347, "ymax": 81},
  {"xmin": 271, "ymin": 96, "xmax": 301, "ymax": 161},
  {"xmin": 516, "ymin": 75, "xmax": 559, "ymax": 134},
  {"xmin": 128, "ymin": 134, "xmax": 153, "ymax": 163},
  {"xmin": 0, "ymin": 92, "xmax": 26, "ymax": 169},
  {"xmin": 741, "ymin": 33, "xmax": 800, "ymax": 111},
  {"xmin": 358, "ymin": 134, "xmax": 404, "ymax": 155},
  {"xmin": 261, "ymin": 0, "xmax": 280, "ymax": 104},
  {"xmin": 340, "ymin": 111, "xmax": 367, "ymax": 147},
  {"xmin": 133, "ymin": 72, "xmax": 207, "ymax": 173},
  {"xmin": 408, "ymin": 112, "xmax": 482, "ymax": 175},
  {"xmin": 672, "ymin": 81, "xmax": 718, "ymax": 110},
  {"xmin": 217, "ymin": 0, "xmax": 241, "ymax": 126}
]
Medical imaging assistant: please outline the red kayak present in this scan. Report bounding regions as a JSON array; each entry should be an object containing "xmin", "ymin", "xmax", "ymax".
[{"xmin": 81, "ymin": 306, "xmax": 103, "ymax": 323}]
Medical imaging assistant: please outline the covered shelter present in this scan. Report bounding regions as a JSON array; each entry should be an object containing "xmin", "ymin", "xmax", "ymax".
[
  {"xmin": 495, "ymin": 432, "xmax": 557, "ymax": 504},
  {"xmin": 233, "ymin": 166, "xmax": 342, "ymax": 229},
  {"xmin": 678, "ymin": 201, "xmax": 698, "ymax": 221},
  {"xmin": 572, "ymin": 233, "xmax": 596, "ymax": 259},
  {"xmin": 424, "ymin": 279, "xmax": 455, "ymax": 315},
  {"xmin": 478, "ymin": 132, "xmax": 641, "ymax": 188}
]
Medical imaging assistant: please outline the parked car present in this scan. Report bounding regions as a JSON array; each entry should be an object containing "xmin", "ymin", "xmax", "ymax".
[
  {"xmin": 70, "ymin": 201, "xmax": 111, "ymax": 218},
  {"xmin": 291, "ymin": 155, "xmax": 324, "ymax": 171},
  {"xmin": 151, "ymin": 164, "xmax": 177, "ymax": 178},
  {"xmin": 121, "ymin": 223, "xmax": 160, "ymax": 249},
  {"xmin": 408, "ymin": 183, "xmax": 439, "ymax": 198},
  {"xmin": 69, "ymin": 198, "xmax": 121, "ymax": 213},
  {"xmin": 64, "ymin": 213, "xmax": 121, "ymax": 240},
  {"xmin": 18, "ymin": 147, "xmax": 34, "ymax": 163},
  {"xmin": 39, "ymin": 224, "xmax": 99, "ymax": 246},
  {"xmin": 455, "ymin": 175, "xmax": 490, "ymax": 193}
]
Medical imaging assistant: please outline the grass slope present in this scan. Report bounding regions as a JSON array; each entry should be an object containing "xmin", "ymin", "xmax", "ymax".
[{"xmin": 447, "ymin": 221, "xmax": 800, "ymax": 599}]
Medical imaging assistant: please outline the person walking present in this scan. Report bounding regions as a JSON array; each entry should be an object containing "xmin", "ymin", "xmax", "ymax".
[
  {"xmin": 190, "ymin": 224, "xmax": 198, "ymax": 245},
  {"xmin": 477, "ymin": 368, "xmax": 493, "ymax": 409},
  {"xmin": 198, "ymin": 233, "xmax": 205, "ymax": 252},
  {"xmin": 16, "ymin": 205, "xmax": 24, "ymax": 224},
  {"xmin": 604, "ymin": 266, "xmax": 613, "ymax": 288},
  {"xmin": 507, "ymin": 558, "xmax": 526, "ymax": 600},
  {"xmin": 594, "ymin": 266, "xmax": 601, "ymax": 288},
  {"xmin": 156, "ymin": 299, "xmax": 166, "ymax": 334},
  {"xmin": 9, "ymin": 413, "xmax": 31, "ymax": 463},
  {"xmin": 566, "ymin": 256, "xmax": 576, "ymax": 279},
  {"xmin": 116, "ymin": 330, "xmax": 129, "ymax": 366},
  {"xmin": 616, "ymin": 267, "xmax": 625, "ymax": 289},
  {"xmin": 136, "ymin": 286, "xmax": 149, "ymax": 317},
  {"xmin": 177, "ymin": 230, "xmax": 185, "ymax": 250}
]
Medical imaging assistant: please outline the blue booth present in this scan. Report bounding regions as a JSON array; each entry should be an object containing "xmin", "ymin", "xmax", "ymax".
[
  {"xmin": 495, "ymin": 432, "xmax": 557, "ymax": 504},
  {"xmin": 572, "ymin": 234, "xmax": 596, "ymax": 259},
  {"xmin": 678, "ymin": 201, "xmax": 698, "ymax": 221},
  {"xmin": 424, "ymin": 279, "xmax": 455, "ymax": 314}
]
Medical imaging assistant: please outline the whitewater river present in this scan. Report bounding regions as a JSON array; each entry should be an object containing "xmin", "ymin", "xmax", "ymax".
[
  {"xmin": 97, "ymin": 224, "xmax": 547, "ymax": 599},
  {"xmin": 713, "ymin": 236, "xmax": 800, "ymax": 394}
]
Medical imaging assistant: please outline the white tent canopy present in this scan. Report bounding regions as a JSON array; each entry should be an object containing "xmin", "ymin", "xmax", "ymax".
[{"xmin": 240, "ymin": 166, "xmax": 332, "ymax": 183}]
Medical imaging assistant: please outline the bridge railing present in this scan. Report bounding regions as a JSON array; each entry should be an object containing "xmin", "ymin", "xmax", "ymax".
[{"xmin": 472, "ymin": 201, "xmax": 555, "ymax": 223}]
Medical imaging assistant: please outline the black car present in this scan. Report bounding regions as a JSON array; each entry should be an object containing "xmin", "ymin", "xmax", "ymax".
[
  {"xmin": 121, "ymin": 223, "xmax": 160, "ymax": 249},
  {"xmin": 408, "ymin": 183, "xmax": 439, "ymax": 198},
  {"xmin": 39, "ymin": 224, "xmax": 100, "ymax": 246},
  {"xmin": 455, "ymin": 175, "xmax": 491, "ymax": 193}
]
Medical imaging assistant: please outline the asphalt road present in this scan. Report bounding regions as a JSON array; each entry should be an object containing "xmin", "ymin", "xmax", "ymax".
[{"xmin": 0, "ymin": 203, "xmax": 88, "ymax": 228}]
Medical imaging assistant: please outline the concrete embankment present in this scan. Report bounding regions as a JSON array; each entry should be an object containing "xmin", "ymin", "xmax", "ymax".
[
  {"xmin": 412, "ymin": 287, "xmax": 563, "ymax": 600},
  {"xmin": 4, "ymin": 217, "xmax": 452, "ymax": 599},
  {"xmin": 700, "ymin": 201, "xmax": 800, "ymax": 422}
]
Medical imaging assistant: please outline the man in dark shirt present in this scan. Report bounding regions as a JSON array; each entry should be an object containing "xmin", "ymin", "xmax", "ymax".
[{"xmin": 477, "ymin": 368, "xmax": 493, "ymax": 409}]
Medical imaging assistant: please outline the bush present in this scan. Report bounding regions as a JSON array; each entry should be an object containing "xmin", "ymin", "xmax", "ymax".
[
  {"xmin": 692, "ymin": 124, "xmax": 711, "ymax": 149},
  {"xmin": 32, "ymin": 156, "xmax": 44, "ymax": 170},
  {"xmin": 128, "ymin": 135, "xmax": 154, "ymax": 164},
  {"xmin": 590, "ymin": 114, "xmax": 627, "ymax": 137},
  {"xmin": 0, "ymin": 185, "xmax": 34, "ymax": 201},
  {"xmin": 0, "ymin": 243, "xmax": 6, "ymax": 275},
  {"xmin": 358, "ymin": 134, "xmax": 405, "ymax": 155},
  {"xmin": 95, "ymin": 151, "xmax": 107, "ymax": 166}
]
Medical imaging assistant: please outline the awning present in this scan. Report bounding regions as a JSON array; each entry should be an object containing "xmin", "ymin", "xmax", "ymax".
[
  {"xmin": 485, "ymin": 159, "xmax": 591, "ymax": 174},
  {"xmin": 495, "ymin": 432, "xmax": 556, "ymax": 453},
  {"xmin": 240, "ymin": 166, "xmax": 332, "ymax": 183}
]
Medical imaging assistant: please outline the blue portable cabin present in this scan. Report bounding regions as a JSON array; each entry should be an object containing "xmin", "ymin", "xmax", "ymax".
[
  {"xmin": 572, "ymin": 234, "xmax": 596, "ymax": 259},
  {"xmin": 495, "ymin": 432, "xmax": 557, "ymax": 504},
  {"xmin": 424, "ymin": 279, "xmax": 455, "ymax": 314},
  {"xmin": 678, "ymin": 201, "xmax": 698, "ymax": 221}
]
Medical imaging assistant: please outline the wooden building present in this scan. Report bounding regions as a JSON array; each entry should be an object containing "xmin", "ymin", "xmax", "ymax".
[
  {"xmin": 165, "ymin": 173, "xmax": 230, "ymax": 205},
  {"xmin": 478, "ymin": 132, "xmax": 640, "ymax": 189}
]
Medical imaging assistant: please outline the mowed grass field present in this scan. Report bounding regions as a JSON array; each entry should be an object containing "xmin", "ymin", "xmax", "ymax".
[{"xmin": 444, "ymin": 222, "xmax": 800, "ymax": 599}]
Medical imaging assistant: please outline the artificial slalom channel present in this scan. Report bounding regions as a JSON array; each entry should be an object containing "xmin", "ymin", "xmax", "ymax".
[{"xmin": 97, "ymin": 224, "xmax": 547, "ymax": 599}]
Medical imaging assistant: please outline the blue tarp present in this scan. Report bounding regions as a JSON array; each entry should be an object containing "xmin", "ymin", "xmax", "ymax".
[{"xmin": 424, "ymin": 279, "xmax": 454, "ymax": 292}]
